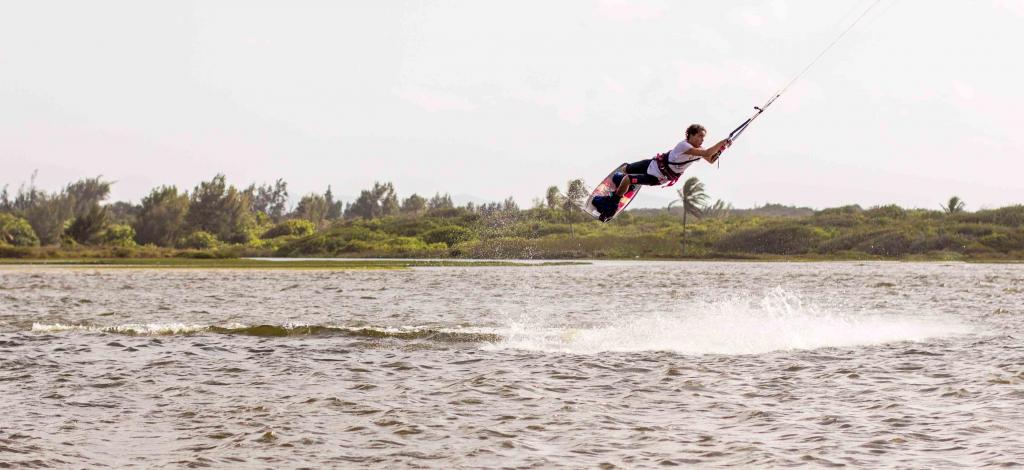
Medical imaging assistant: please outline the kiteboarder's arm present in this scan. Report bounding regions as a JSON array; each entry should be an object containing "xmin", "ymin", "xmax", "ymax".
[{"xmin": 684, "ymin": 138, "xmax": 732, "ymax": 163}]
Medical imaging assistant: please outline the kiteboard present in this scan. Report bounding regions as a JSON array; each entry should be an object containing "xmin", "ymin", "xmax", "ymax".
[{"xmin": 581, "ymin": 163, "xmax": 641, "ymax": 222}]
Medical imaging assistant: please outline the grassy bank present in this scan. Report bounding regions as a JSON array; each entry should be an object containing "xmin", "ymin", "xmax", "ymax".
[
  {"xmin": 4, "ymin": 204, "xmax": 1024, "ymax": 262},
  {"xmin": 0, "ymin": 258, "xmax": 587, "ymax": 269}
]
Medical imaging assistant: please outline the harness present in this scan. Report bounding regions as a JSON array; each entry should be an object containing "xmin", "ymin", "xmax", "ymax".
[{"xmin": 654, "ymin": 151, "xmax": 701, "ymax": 187}]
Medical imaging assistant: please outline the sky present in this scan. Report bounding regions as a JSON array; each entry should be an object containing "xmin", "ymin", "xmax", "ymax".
[{"xmin": 2, "ymin": 0, "xmax": 1023, "ymax": 211}]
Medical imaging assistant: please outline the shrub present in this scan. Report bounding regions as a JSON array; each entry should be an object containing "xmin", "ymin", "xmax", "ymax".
[
  {"xmin": 335, "ymin": 225, "xmax": 387, "ymax": 242},
  {"xmin": 262, "ymin": 219, "xmax": 315, "ymax": 239},
  {"xmin": 0, "ymin": 245, "xmax": 36, "ymax": 258},
  {"xmin": 715, "ymin": 223, "xmax": 827, "ymax": 255},
  {"xmin": 421, "ymin": 225, "xmax": 476, "ymax": 246},
  {"xmin": 378, "ymin": 216, "xmax": 442, "ymax": 237},
  {"xmin": 178, "ymin": 231, "xmax": 220, "ymax": 249},
  {"xmin": 277, "ymin": 233, "xmax": 338, "ymax": 256},
  {"xmin": 864, "ymin": 204, "xmax": 907, "ymax": 220},
  {"xmin": 820, "ymin": 229, "xmax": 883, "ymax": 253},
  {"xmin": 813, "ymin": 206, "xmax": 864, "ymax": 228},
  {"xmin": 0, "ymin": 213, "xmax": 40, "ymax": 247},
  {"xmin": 387, "ymin": 236, "xmax": 440, "ymax": 254},
  {"xmin": 817, "ymin": 205, "xmax": 863, "ymax": 216},
  {"xmin": 100, "ymin": 224, "xmax": 137, "ymax": 247},
  {"xmin": 275, "ymin": 223, "xmax": 391, "ymax": 256},
  {"xmin": 960, "ymin": 205, "xmax": 1024, "ymax": 227},
  {"xmin": 855, "ymin": 229, "xmax": 917, "ymax": 256},
  {"xmin": 978, "ymin": 230, "xmax": 1024, "ymax": 252},
  {"xmin": 909, "ymin": 233, "xmax": 968, "ymax": 253},
  {"xmin": 952, "ymin": 223, "xmax": 998, "ymax": 237}
]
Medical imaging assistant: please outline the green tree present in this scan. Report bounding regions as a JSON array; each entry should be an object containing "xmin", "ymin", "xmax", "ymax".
[
  {"xmin": 0, "ymin": 213, "xmax": 40, "ymax": 246},
  {"xmin": 559, "ymin": 179, "xmax": 587, "ymax": 238},
  {"xmin": 324, "ymin": 186, "xmax": 344, "ymax": 221},
  {"xmin": 134, "ymin": 186, "xmax": 190, "ymax": 246},
  {"xmin": 401, "ymin": 194, "xmax": 427, "ymax": 215},
  {"xmin": 246, "ymin": 179, "xmax": 289, "ymax": 222},
  {"xmin": 502, "ymin": 197, "xmax": 519, "ymax": 212},
  {"xmin": 106, "ymin": 201, "xmax": 141, "ymax": 225},
  {"xmin": 65, "ymin": 204, "xmax": 109, "ymax": 245},
  {"xmin": 23, "ymin": 192, "xmax": 74, "ymax": 245},
  {"xmin": 427, "ymin": 192, "xmax": 454, "ymax": 211},
  {"xmin": 65, "ymin": 177, "xmax": 112, "ymax": 218},
  {"xmin": 545, "ymin": 186, "xmax": 561, "ymax": 209},
  {"xmin": 0, "ymin": 185, "xmax": 11, "ymax": 213},
  {"xmin": 346, "ymin": 182, "xmax": 399, "ymax": 219},
  {"xmin": 187, "ymin": 175, "xmax": 255, "ymax": 243},
  {"xmin": 5, "ymin": 172, "xmax": 74, "ymax": 245},
  {"xmin": 943, "ymin": 196, "xmax": 966, "ymax": 214},
  {"xmin": 669, "ymin": 177, "xmax": 708, "ymax": 253},
  {"xmin": 703, "ymin": 199, "xmax": 733, "ymax": 219},
  {"xmin": 294, "ymin": 193, "xmax": 328, "ymax": 227},
  {"xmin": 8, "ymin": 171, "xmax": 44, "ymax": 214}
]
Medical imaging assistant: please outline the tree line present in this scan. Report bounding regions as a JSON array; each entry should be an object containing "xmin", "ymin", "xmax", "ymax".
[
  {"xmin": 0, "ymin": 172, "xmax": 520, "ymax": 249},
  {"xmin": 2, "ymin": 171, "xmax": 1021, "ymax": 262}
]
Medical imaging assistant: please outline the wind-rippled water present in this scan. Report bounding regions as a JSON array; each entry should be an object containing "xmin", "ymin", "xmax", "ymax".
[{"xmin": 2, "ymin": 261, "xmax": 1023, "ymax": 468}]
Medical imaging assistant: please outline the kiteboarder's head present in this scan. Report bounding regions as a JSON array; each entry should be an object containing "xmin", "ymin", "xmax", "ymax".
[{"xmin": 686, "ymin": 124, "xmax": 706, "ymax": 147}]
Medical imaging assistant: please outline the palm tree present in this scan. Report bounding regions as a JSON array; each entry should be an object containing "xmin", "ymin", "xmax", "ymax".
[
  {"xmin": 703, "ymin": 199, "xmax": 733, "ymax": 219},
  {"xmin": 674, "ymin": 177, "xmax": 708, "ymax": 254},
  {"xmin": 942, "ymin": 196, "xmax": 966, "ymax": 214},
  {"xmin": 558, "ymin": 179, "xmax": 587, "ymax": 238}
]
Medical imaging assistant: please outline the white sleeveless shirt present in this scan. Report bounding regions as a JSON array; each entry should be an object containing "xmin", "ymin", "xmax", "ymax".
[{"xmin": 646, "ymin": 140, "xmax": 700, "ymax": 183}]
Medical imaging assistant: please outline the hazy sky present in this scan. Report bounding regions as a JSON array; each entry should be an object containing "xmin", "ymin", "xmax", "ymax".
[{"xmin": 3, "ymin": 0, "xmax": 1023, "ymax": 210}]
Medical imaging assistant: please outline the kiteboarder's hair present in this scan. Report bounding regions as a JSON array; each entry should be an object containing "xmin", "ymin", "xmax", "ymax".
[{"xmin": 686, "ymin": 124, "xmax": 706, "ymax": 138}]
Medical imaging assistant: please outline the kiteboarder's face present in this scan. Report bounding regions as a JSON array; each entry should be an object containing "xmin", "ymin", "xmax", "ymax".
[{"xmin": 688, "ymin": 130, "xmax": 707, "ymax": 147}]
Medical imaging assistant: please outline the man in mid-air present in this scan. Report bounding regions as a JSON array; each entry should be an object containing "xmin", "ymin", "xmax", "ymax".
[{"xmin": 592, "ymin": 124, "xmax": 731, "ymax": 221}]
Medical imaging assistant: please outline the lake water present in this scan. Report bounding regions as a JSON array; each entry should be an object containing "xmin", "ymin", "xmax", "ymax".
[{"xmin": 1, "ymin": 261, "xmax": 1023, "ymax": 468}]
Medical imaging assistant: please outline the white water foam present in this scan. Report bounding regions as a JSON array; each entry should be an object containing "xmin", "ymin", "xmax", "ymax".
[
  {"xmin": 486, "ymin": 288, "xmax": 974, "ymax": 355},
  {"xmin": 32, "ymin": 322, "xmax": 220, "ymax": 335}
]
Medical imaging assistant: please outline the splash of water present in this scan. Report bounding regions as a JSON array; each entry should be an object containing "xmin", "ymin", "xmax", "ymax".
[{"xmin": 487, "ymin": 288, "xmax": 974, "ymax": 355}]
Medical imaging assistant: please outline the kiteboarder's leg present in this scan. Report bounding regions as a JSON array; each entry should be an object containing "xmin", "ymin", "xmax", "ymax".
[
  {"xmin": 613, "ymin": 172, "xmax": 632, "ymax": 197},
  {"xmin": 611, "ymin": 159, "xmax": 652, "ymax": 196},
  {"xmin": 624, "ymin": 159, "xmax": 650, "ymax": 175},
  {"xmin": 593, "ymin": 159, "xmax": 660, "ymax": 221}
]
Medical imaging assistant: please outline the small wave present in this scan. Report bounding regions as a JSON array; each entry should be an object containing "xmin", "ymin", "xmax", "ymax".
[
  {"xmin": 485, "ymin": 288, "xmax": 974, "ymax": 355},
  {"xmin": 32, "ymin": 322, "xmax": 211, "ymax": 335},
  {"xmin": 30, "ymin": 290, "xmax": 975, "ymax": 355},
  {"xmin": 30, "ymin": 323, "xmax": 500, "ymax": 342}
]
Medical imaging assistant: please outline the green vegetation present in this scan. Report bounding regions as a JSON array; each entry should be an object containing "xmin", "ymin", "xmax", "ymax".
[
  {"xmin": 261, "ymin": 219, "xmax": 315, "ymax": 239},
  {"xmin": 670, "ymin": 177, "xmax": 708, "ymax": 254},
  {"xmin": 2, "ymin": 172, "xmax": 1023, "ymax": 262},
  {"xmin": 0, "ymin": 212, "xmax": 40, "ymax": 247},
  {"xmin": 0, "ymin": 257, "xmax": 572, "ymax": 269}
]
